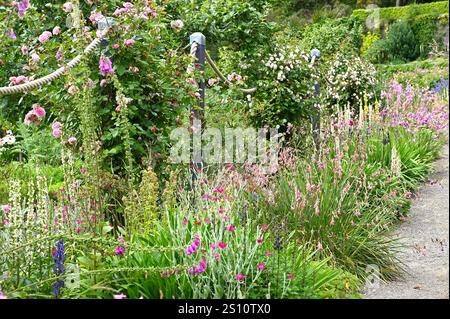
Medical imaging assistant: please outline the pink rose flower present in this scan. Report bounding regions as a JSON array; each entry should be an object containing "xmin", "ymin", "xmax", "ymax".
[
  {"xmin": 52, "ymin": 26, "xmax": 61, "ymax": 35},
  {"xmin": 38, "ymin": 31, "xmax": 52, "ymax": 43},
  {"xmin": 31, "ymin": 52, "xmax": 40, "ymax": 61},
  {"xmin": 67, "ymin": 137, "xmax": 77, "ymax": 145},
  {"xmin": 124, "ymin": 38, "xmax": 135, "ymax": 46},
  {"xmin": 33, "ymin": 104, "xmax": 46, "ymax": 118},
  {"xmin": 62, "ymin": 2, "xmax": 73, "ymax": 13},
  {"xmin": 52, "ymin": 128, "xmax": 62, "ymax": 139}
]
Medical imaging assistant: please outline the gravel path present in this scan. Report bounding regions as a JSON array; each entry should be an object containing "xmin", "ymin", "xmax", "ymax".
[{"xmin": 363, "ymin": 144, "xmax": 449, "ymax": 299}]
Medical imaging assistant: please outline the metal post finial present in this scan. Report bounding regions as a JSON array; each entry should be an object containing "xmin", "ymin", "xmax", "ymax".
[
  {"xmin": 190, "ymin": 32, "xmax": 206, "ymax": 46},
  {"xmin": 311, "ymin": 49, "xmax": 321, "ymax": 59}
]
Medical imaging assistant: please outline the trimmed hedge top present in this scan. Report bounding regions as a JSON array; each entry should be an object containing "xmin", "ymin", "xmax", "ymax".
[{"xmin": 352, "ymin": 1, "xmax": 449, "ymax": 22}]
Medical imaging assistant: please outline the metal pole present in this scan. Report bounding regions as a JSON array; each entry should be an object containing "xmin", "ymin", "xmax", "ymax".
[
  {"xmin": 189, "ymin": 32, "xmax": 206, "ymax": 181},
  {"xmin": 310, "ymin": 49, "xmax": 321, "ymax": 146}
]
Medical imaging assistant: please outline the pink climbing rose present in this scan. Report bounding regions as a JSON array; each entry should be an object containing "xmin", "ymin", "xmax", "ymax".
[
  {"xmin": 33, "ymin": 104, "xmax": 46, "ymax": 118},
  {"xmin": 99, "ymin": 56, "xmax": 113, "ymax": 76},
  {"xmin": 67, "ymin": 137, "xmax": 77, "ymax": 145},
  {"xmin": 124, "ymin": 38, "xmax": 135, "ymax": 46},
  {"xmin": 30, "ymin": 52, "xmax": 40, "ymax": 61},
  {"xmin": 52, "ymin": 128, "xmax": 62, "ymax": 139},
  {"xmin": 9, "ymin": 75, "xmax": 27, "ymax": 85},
  {"xmin": 38, "ymin": 31, "xmax": 52, "ymax": 43},
  {"xmin": 52, "ymin": 26, "xmax": 61, "ymax": 35},
  {"xmin": 24, "ymin": 111, "xmax": 38, "ymax": 125},
  {"xmin": 62, "ymin": 2, "xmax": 73, "ymax": 13}
]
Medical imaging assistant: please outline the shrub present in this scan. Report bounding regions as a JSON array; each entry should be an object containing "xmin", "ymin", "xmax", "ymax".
[
  {"xmin": 385, "ymin": 20, "xmax": 419, "ymax": 62},
  {"xmin": 361, "ymin": 31, "xmax": 381, "ymax": 57},
  {"xmin": 352, "ymin": 1, "xmax": 449, "ymax": 22},
  {"xmin": 411, "ymin": 14, "xmax": 440, "ymax": 57},
  {"xmin": 323, "ymin": 52, "xmax": 377, "ymax": 109},
  {"xmin": 298, "ymin": 17, "xmax": 363, "ymax": 58}
]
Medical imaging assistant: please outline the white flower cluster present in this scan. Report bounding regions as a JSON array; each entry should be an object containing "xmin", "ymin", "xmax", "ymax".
[
  {"xmin": 325, "ymin": 54, "xmax": 376, "ymax": 104},
  {"xmin": 0, "ymin": 130, "xmax": 15, "ymax": 147},
  {"xmin": 263, "ymin": 47, "xmax": 310, "ymax": 83}
]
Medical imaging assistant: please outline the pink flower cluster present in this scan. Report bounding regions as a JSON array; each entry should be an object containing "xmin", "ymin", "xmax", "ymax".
[
  {"xmin": 112, "ymin": 2, "xmax": 157, "ymax": 19},
  {"xmin": 99, "ymin": 56, "xmax": 113, "ymax": 76},
  {"xmin": 24, "ymin": 104, "xmax": 45, "ymax": 125},
  {"xmin": 185, "ymin": 235, "xmax": 201, "ymax": 255},
  {"xmin": 89, "ymin": 11, "xmax": 105, "ymax": 26},
  {"xmin": 227, "ymin": 72, "xmax": 244, "ymax": 82},
  {"xmin": 380, "ymin": 81, "xmax": 449, "ymax": 132},
  {"xmin": 9, "ymin": 75, "xmax": 28, "ymax": 86},
  {"xmin": 188, "ymin": 258, "xmax": 207, "ymax": 275},
  {"xmin": 52, "ymin": 122, "xmax": 62, "ymax": 138},
  {"xmin": 17, "ymin": 0, "xmax": 30, "ymax": 18},
  {"xmin": 113, "ymin": 2, "xmax": 134, "ymax": 16},
  {"xmin": 38, "ymin": 31, "xmax": 52, "ymax": 43}
]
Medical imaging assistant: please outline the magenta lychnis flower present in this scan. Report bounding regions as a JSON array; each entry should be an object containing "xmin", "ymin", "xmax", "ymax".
[
  {"xmin": 235, "ymin": 274, "xmax": 246, "ymax": 280},
  {"xmin": 257, "ymin": 264, "xmax": 267, "ymax": 270}
]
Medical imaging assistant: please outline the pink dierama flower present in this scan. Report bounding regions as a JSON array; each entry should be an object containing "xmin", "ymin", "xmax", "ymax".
[
  {"xmin": 21, "ymin": 45, "xmax": 28, "ymax": 55},
  {"xmin": 257, "ymin": 238, "xmax": 263, "ymax": 244},
  {"xmin": 228, "ymin": 224, "xmax": 236, "ymax": 232},
  {"xmin": 287, "ymin": 274, "xmax": 296, "ymax": 279},
  {"xmin": 210, "ymin": 244, "xmax": 217, "ymax": 249},
  {"xmin": 185, "ymin": 235, "xmax": 201, "ymax": 255},
  {"xmin": 113, "ymin": 293, "xmax": 127, "ymax": 299},
  {"xmin": 235, "ymin": 274, "xmax": 246, "ymax": 280},
  {"xmin": 1, "ymin": 205, "xmax": 9, "ymax": 213},
  {"xmin": 257, "ymin": 264, "xmax": 267, "ymax": 270},
  {"xmin": 265, "ymin": 251, "xmax": 273, "ymax": 255},
  {"xmin": 0, "ymin": 291, "xmax": 7, "ymax": 299}
]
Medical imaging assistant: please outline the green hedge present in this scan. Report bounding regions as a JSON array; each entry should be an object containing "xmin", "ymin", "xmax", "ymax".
[{"xmin": 352, "ymin": 1, "xmax": 449, "ymax": 22}]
